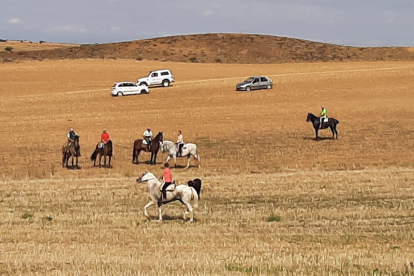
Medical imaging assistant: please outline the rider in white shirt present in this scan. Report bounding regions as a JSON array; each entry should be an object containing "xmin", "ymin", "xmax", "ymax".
[
  {"xmin": 176, "ymin": 130, "xmax": 184, "ymax": 157},
  {"xmin": 143, "ymin": 127, "xmax": 153, "ymax": 149}
]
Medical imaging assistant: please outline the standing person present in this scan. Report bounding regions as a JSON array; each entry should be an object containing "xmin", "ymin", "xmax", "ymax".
[
  {"xmin": 143, "ymin": 127, "xmax": 153, "ymax": 150},
  {"xmin": 320, "ymin": 106, "xmax": 327, "ymax": 129},
  {"xmin": 99, "ymin": 129, "xmax": 110, "ymax": 148},
  {"xmin": 158, "ymin": 163, "xmax": 173, "ymax": 207},
  {"xmin": 176, "ymin": 130, "xmax": 184, "ymax": 157}
]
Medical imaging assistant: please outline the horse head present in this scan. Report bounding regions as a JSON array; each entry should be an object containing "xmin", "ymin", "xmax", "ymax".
[
  {"xmin": 155, "ymin": 132, "xmax": 163, "ymax": 142},
  {"xmin": 306, "ymin": 113, "xmax": 317, "ymax": 122},
  {"xmin": 136, "ymin": 172, "xmax": 148, "ymax": 183},
  {"xmin": 136, "ymin": 171, "xmax": 155, "ymax": 183}
]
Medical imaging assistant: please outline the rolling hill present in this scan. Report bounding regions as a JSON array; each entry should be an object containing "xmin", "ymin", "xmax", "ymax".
[{"xmin": 1, "ymin": 33, "xmax": 414, "ymax": 63}]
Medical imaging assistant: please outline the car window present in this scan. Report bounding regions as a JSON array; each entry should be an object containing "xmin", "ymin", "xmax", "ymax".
[
  {"xmin": 245, "ymin": 77, "xmax": 254, "ymax": 82},
  {"xmin": 161, "ymin": 71, "xmax": 170, "ymax": 76},
  {"xmin": 253, "ymin": 78, "xmax": 259, "ymax": 83},
  {"xmin": 260, "ymin": 77, "xmax": 268, "ymax": 82},
  {"xmin": 151, "ymin": 73, "xmax": 158, "ymax": 77},
  {"xmin": 118, "ymin": 83, "xmax": 124, "ymax": 87}
]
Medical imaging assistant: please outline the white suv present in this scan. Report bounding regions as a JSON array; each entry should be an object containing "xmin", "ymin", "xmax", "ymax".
[
  {"xmin": 111, "ymin": 82, "xmax": 149, "ymax": 96},
  {"xmin": 137, "ymin": 69, "xmax": 174, "ymax": 87}
]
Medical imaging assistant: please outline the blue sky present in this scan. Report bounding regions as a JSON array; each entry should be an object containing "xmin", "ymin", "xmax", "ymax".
[{"xmin": 1, "ymin": 0, "xmax": 414, "ymax": 46}]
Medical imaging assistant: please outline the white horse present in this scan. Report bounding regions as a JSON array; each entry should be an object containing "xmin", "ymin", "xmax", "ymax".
[
  {"xmin": 161, "ymin": 140, "xmax": 201, "ymax": 169},
  {"xmin": 136, "ymin": 172, "xmax": 201, "ymax": 221}
]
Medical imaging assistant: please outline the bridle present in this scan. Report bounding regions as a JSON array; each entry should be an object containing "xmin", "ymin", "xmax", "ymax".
[{"xmin": 136, "ymin": 172, "xmax": 157, "ymax": 183}]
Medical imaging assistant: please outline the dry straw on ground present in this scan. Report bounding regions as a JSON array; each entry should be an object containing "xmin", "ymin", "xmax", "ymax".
[{"xmin": 0, "ymin": 60, "xmax": 413, "ymax": 275}]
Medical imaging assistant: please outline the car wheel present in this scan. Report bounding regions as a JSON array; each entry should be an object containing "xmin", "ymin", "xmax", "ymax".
[
  {"xmin": 267, "ymin": 85, "xmax": 272, "ymax": 89},
  {"xmin": 162, "ymin": 80, "xmax": 170, "ymax": 87},
  {"xmin": 141, "ymin": 89, "xmax": 149, "ymax": 94},
  {"xmin": 246, "ymin": 86, "xmax": 251, "ymax": 92},
  {"xmin": 117, "ymin": 92, "xmax": 123, "ymax": 96}
]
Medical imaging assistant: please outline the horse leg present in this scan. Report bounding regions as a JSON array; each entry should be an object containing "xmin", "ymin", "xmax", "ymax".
[
  {"xmin": 330, "ymin": 126, "xmax": 335, "ymax": 139},
  {"xmin": 185, "ymin": 156, "xmax": 191, "ymax": 169},
  {"xmin": 315, "ymin": 128, "xmax": 319, "ymax": 141},
  {"xmin": 158, "ymin": 206, "xmax": 163, "ymax": 221},
  {"xmin": 183, "ymin": 203, "xmax": 193, "ymax": 222},
  {"xmin": 62, "ymin": 154, "xmax": 66, "ymax": 168},
  {"xmin": 335, "ymin": 125, "xmax": 339, "ymax": 139},
  {"xmin": 196, "ymin": 154, "xmax": 201, "ymax": 168},
  {"xmin": 75, "ymin": 156, "xmax": 79, "ymax": 169},
  {"xmin": 103, "ymin": 154, "xmax": 107, "ymax": 168},
  {"xmin": 144, "ymin": 201, "xmax": 155, "ymax": 220},
  {"xmin": 108, "ymin": 156, "xmax": 112, "ymax": 168},
  {"xmin": 98, "ymin": 154, "xmax": 102, "ymax": 168}
]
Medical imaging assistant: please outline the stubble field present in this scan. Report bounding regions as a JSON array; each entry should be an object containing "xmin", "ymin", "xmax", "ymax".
[{"xmin": 0, "ymin": 59, "xmax": 414, "ymax": 275}]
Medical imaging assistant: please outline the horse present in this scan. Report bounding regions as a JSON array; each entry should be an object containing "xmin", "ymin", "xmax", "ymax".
[
  {"xmin": 90, "ymin": 140, "xmax": 113, "ymax": 168},
  {"xmin": 136, "ymin": 172, "xmax": 201, "ymax": 222},
  {"xmin": 62, "ymin": 135, "xmax": 81, "ymax": 169},
  {"xmin": 132, "ymin": 132, "xmax": 163, "ymax": 165},
  {"xmin": 306, "ymin": 113, "xmax": 339, "ymax": 140},
  {"xmin": 161, "ymin": 140, "xmax": 201, "ymax": 169}
]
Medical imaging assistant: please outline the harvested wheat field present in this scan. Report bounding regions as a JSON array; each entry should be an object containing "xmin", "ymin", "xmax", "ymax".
[{"xmin": 0, "ymin": 59, "xmax": 414, "ymax": 275}]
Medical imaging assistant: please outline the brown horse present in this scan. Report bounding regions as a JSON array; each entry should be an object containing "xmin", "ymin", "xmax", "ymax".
[
  {"xmin": 132, "ymin": 132, "xmax": 163, "ymax": 165},
  {"xmin": 90, "ymin": 140, "xmax": 113, "ymax": 168},
  {"xmin": 62, "ymin": 135, "xmax": 81, "ymax": 169},
  {"xmin": 306, "ymin": 113, "xmax": 339, "ymax": 140}
]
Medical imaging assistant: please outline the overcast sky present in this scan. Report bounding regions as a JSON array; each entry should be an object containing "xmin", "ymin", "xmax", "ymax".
[{"xmin": 1, "ymin": 0, "xmax": 414, "ymax": 46}]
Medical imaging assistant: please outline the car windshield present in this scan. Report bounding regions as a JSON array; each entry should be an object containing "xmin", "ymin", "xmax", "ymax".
[{"xmin": 244, "ymin": 77, "xmax": 255, "ymax": 82}]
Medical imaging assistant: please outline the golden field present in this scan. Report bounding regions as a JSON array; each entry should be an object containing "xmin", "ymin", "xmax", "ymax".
[{"xmin": 0, "ymin": 59, "xmax": 414, "ymax": 275}]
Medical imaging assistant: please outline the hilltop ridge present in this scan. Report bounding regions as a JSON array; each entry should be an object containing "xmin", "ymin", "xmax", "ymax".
[{"xmin": 1, "ymin": 33, "xmax": 414, "ymax": 63}]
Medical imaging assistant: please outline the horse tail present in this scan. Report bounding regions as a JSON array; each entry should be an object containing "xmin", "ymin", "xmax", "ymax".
[
  {"xmin": 335, "ymin": 119, "xmax": 340, "ymax": 124},
  {"xmin": 90, "ymin": 148, "xmax": 98, "ymax": 161},
  {"xmin": 190, "ymin": 187, "xmax": 199, "ymax": 208}
]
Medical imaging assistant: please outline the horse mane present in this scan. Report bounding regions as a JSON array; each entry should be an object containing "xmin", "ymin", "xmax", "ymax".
[{"xmin": 153, "ymin": 132, "xmax": 163, "ymax": 141}]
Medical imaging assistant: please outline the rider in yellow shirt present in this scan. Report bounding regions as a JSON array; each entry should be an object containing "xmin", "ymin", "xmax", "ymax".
[{"xmin": 320, "ymin": 106, "xmax": 327, "ymax": 129}]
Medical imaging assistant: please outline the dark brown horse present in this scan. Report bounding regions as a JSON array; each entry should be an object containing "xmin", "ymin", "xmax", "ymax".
[
  {"xmin": 62, "ymin": 135, "xmax": 81, "ymax": 169},
  {"xmin": 90, "ymin": 140, "xmax": 113, "ymax": 168},
  {"xmin": 132, "ymin": 132, "xmax": 163, "ymax": 165},
  {"xmin": 306, "ymin": 113, "xmax": 339, "ymax": 140}
]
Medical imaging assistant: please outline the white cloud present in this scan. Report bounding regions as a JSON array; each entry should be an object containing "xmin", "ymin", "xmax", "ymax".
[
  {"xmin": 8, "ymin": 18, "xmax": 22, "ymax": 25},
  {"xmin": 43, "ymin": 24, "xmax": 87, "ymax": 34},
  {"xmin": 111, "ymin": 27, "xmax": 121, "ymax": 32},
  {"xmin": 201, "ymin": 10, "xmax": 213, "ymax": 16}
]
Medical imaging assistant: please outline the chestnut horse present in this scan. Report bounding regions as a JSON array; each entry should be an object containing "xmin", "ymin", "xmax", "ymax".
[
  {"xmin": 132, "ymin": 132, "xmax": 163, "ymax": 165},
  {"xmin": 90, "ymin": 140, "xmax": 113, "ymax": 168}
]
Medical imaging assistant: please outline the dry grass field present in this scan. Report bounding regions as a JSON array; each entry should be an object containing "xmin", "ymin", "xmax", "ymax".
[{"xmin": 0, "ymin": 59, "xmax": 414, "ymax": 275}]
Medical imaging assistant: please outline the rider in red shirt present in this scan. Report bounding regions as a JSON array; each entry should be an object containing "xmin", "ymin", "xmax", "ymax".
[
  {"xmin": 158, "ymin": 163, "xmax": 173, "ymax": 207},
  {"xmin": 99, "ymin": 129, "xmax": 110, "ymax": 148}
]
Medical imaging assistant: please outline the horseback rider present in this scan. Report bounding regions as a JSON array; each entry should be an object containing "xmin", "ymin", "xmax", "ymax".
[
  {"xmin": 176, "ymin": 130, "xmax": 184, "ymax": 157},
  {"xmin": 158, "ymin": 162, "xmax": 173, "ymax": 207},
  {"xmin": 66, "ymin": 128, "xmax": 80, "ymax": 156},
  {"xmin": 320, "ymin": 106, "xmax": 327, "ymax": 129},
  {"xmin": 143, "ymin": 127, "xmax": 153, "ymax": 150},
  {"xmin": 99, "ymin": 129, "xmax": 110, "ymax": 149}
]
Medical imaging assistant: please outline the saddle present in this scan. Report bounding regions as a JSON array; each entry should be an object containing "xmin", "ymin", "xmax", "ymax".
[{"xmin": 160, "ymin": 182, "xmax": 176, "ymax": 192}]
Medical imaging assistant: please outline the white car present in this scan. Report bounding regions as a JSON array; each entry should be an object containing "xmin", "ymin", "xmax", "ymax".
[
  {"xmin": 137, "ymin": 69, "xmax": 174, "ymax": 87},
  {"xmin": 111, "ymin": 82, "xmax": 149, "ymax": 96}
]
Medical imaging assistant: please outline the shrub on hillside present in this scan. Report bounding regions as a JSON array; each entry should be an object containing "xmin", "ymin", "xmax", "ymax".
[{"xmin": 4, "ymin": 46, "xmax": 13, "ymax": 52}]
